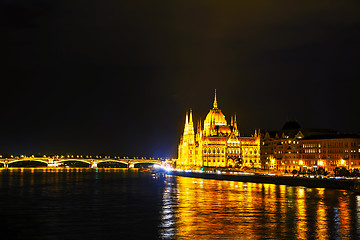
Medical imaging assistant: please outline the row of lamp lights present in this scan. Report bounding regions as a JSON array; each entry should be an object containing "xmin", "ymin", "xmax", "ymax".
[{"xmin": 269, "ymin": 158, "xmax": 347, "ymax": 168}]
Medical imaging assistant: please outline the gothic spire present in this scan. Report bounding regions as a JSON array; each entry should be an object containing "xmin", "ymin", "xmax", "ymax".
[
  {"xmin": 233, "ymin": 113, "xmax": 239, "ymax": 136},
  {"xmin": 189, "ymin": 109, "xmax": 193, "ymax": 123},
  {"xmin": 183, "ymin": 112, "xmax": 189, "ymax": 134},
  {"xmin": 213, "ymin": 89, "xmax": 218, "ymax": 109},
  {"xmin": 234, "ymin": 113, "xmax": 237, "ymax": 129}
]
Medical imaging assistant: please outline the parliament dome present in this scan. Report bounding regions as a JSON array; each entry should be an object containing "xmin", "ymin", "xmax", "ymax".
[
  {"xmin": 204, "ymin": 108, "xmax": 227, "ymax": 127},
  {"xmin": 204, "ymin": 91, "xmax": 227, "ymax": 133}
]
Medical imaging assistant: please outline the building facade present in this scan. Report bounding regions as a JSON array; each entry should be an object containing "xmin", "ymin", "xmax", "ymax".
[
  {"xmin": 177, "ymin": 92, "xmax": 260, "ymax": 170},
  {"xmin": 261, "ymin": 121, "xmax": 360, "ymax": 172},
  {"xmin": 299, "ymin": 135, "xmax": 360, "ymax": 172}
]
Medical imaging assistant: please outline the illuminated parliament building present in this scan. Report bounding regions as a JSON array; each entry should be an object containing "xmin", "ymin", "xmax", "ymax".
[{"xmin": 177, "ymin": 91, "xmax": 260, "ymax": 170}]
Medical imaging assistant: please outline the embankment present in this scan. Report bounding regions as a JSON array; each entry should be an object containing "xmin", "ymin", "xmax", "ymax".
[{"xmin": 167, "ymin": 171, "xmax": 356, "ymax": 190}]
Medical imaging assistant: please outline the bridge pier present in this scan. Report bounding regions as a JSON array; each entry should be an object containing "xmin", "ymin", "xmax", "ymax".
[
  {"xmin": 128, "ymin": 163, "xmax": 134, "ymax": 168},
  {"xmin": 91, "ymin": 163, "xmax": 98, "ymax": 168}
]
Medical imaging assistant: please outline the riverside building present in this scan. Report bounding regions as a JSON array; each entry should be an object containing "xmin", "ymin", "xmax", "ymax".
[
  {"xmin": 299, "ymin": 134, "xmax": 360, "ymax": 172},
  {"xmin": 261, "ymin": 121, "xmax": 360, "ymax": 172},
  {"xmin": 177, "ymin": 91, "xmax": 260, "ymax": 170}
]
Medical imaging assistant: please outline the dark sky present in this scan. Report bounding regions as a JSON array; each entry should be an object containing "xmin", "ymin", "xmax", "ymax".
[{"xmin": 2, "ymin": 0, "xmax": 360, "ymax": 158}]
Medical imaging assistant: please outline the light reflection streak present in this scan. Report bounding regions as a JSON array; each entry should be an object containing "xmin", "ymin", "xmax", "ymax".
[
  {"xmin": 296, "ymin": 187, "xmax": 307, "ymax": 239},
  {"xmin": 160, "ymin": 179, "xmax": 176, "ymax": 239},
  {"xmin": 333, "ymin": 206, "xmax": 341, "ymax": 238},
  {"xmin": 315, "ymin": 189, "xmax": 327, "ymax": 240},
  {"xmin": 339, "ymin": 192, "xmax": 351, "ymax": 238},
  {"xmin": 357, "ymin": 195, "xmax": 360, "ymax": 236}
]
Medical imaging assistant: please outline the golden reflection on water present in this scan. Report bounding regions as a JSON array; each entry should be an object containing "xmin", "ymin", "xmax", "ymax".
[
  {"xmin": 339, "ymin": 192, "xmax": 351, "ymax": 239},
  {"xmin": 176, "ymin": 177, "xmax": 269, "ymax": 239},
  {"xmin": 315, "ymin": 188, "xmax": 327, "ymax": 240},
  {"xmin": 171, "ymin": 177, "xmax": 358, "ymax": 240},
  {"xmin": 296, "ymin": 187, "xmax": 307, "ymax": 239}
]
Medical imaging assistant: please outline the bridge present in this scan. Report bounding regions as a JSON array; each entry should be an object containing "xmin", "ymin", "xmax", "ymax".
[{"xmin": 0, "ymin": 156, "xmax": 170, "ymax": 168}]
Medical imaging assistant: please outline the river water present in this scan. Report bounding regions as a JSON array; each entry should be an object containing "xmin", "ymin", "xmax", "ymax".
[{"xmin": 0, "ymin": 168, "xmax": 359, "ymax": 239}]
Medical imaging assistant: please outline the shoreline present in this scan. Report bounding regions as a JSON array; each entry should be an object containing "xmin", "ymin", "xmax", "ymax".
[{"xmin": 165, "ymin": 170, "xmax": 358, "ymax": 191}]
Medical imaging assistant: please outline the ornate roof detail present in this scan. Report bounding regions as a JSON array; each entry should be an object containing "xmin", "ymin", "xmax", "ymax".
[{"xmin": 204, "ymin": 90, "xmax": 227, "ymax": 136}]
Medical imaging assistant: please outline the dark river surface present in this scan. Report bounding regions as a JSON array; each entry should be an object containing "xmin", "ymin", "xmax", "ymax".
[{"xmin": 0, "ymin": 168, "xmax": 359, "ymax": 240}]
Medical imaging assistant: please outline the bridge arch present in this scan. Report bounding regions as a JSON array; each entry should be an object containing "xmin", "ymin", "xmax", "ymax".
[
  {"xmin": 55, "ymin": 159, "xmax": 91, "ymax": 167},
  {"xmin": 96, "ymin": 160, "xmax": 128, "ymax": 165},
  {"xmin": 8, "ymin": 159, "xmax": 48, "ymax": 167},
  {"xmin": 132, "ymin": 161, "xmax": 161, "ymax": 168},
  {"xmin": 56, "ymin": 159, "xmax": 92, "ymax": 164},
  {"xmin": 96, "ymin": 160, "xmax": 128, "ymax": 168}
]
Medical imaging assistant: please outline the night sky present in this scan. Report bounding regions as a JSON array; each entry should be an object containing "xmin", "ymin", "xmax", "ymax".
[{"xmin": 2, "ymin": 1, "xmax": 360, "ymax": 158}]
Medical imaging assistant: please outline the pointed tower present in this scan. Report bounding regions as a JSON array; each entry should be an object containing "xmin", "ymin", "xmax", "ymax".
[
  {"xmin": 188, "ymin": 109, "xmax": 195, "ymax": 144},
  {"xmin": 178, "ymin": 109, "xmax": 196, "ymax": 169},
  {"xmin": 213, "ymin": 89, "xmax": 218, "ymax": 109},
  {"xmin": 196, "ymin": 118, "xmax": 204, "ymax": 167},
  {"xmin": 196, "ymin": 119, "xmax": 202, "ymax": 142},
  {"xmin": 199, "ymin": 119, "xmax": 202, "ymax": 138},
  {"xmin": 233, "ymin": 113, "xmax": 239, "ymax": 136},
  {"xmin": 184, "ymin": 112, "xmax": 189, "ymax": 135}
]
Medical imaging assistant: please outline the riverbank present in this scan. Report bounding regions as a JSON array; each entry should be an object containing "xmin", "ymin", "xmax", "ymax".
[{"xmin": 166, "ymin": 170, "xmax": 358, "ymax": 190}]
